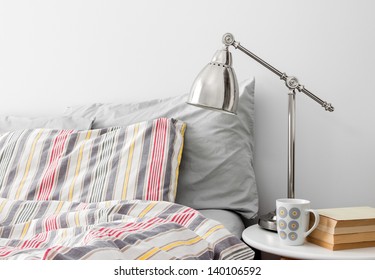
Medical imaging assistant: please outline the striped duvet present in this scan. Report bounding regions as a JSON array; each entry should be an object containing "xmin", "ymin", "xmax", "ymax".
[{"xmin": 0, "ymin": 198, "xmax": 254, "ymax": 259}]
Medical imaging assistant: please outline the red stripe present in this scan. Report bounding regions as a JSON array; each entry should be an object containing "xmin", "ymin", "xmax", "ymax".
[
  {"xmin": 170, "ymin": 209, "xmax": 197, "ymax": 226},
  {"xmin": 151, "ymin": 119, "xmax": 163, "ymax": 200},
  {"xmin": 20, "ymin": 232, "xmax": 48, "ymax": 249},
  {"xmin": 154, "ymin": 119, "xmax": 167, "ymax": 199},
  {"xmin": 146, "ymin": 119, "xmax": 167, "ymax": 200},
  {"xmin": 42, "ymin": 245, "xmax": 63, "ymax": 260},
  {"xmin": 0, "ymin": 247, "xmax": 14, "ymax": 257},
  {"xmin": 146, "ymin": 121, "xmax": 157, "ymax": 200},
  {"xmin": 44, "ymin": 215, "xmax": 59, "ymax": 231},
  {"xmin": 179, "ymin": 212, "xmax": 196, "ymax": 226},
  {"xmin": 146, "ymin": 120, "xmax": 159, "ymax": 200},
  {"xmin": 36, "ymin": 130, "xmax": 73, "ymax": 200}
]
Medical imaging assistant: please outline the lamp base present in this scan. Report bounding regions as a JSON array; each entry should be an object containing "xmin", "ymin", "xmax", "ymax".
[{"xmin": 258, "ymin": 210, "xmax": 277, "ymax": 232}]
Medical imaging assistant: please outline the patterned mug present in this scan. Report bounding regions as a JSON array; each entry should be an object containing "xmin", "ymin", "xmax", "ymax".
[{"xmin": 276, "ymin": 198, "xmax": 320, "ymax": 245}]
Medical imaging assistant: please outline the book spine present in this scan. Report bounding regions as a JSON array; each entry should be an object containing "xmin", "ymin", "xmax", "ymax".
[{"xmin": 307, "ymin": 236, "xmax": 375, "ymax": 251}]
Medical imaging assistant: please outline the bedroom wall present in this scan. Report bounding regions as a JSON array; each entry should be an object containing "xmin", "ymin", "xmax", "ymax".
[{"xmin": 1, "ymin": 0, "xmax": 374, "ymax": 216}]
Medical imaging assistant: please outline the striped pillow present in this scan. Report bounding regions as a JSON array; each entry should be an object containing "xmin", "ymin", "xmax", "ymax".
[{"xmin": 0, "ymin": 118, "xmax": 186, "ymax": 202}]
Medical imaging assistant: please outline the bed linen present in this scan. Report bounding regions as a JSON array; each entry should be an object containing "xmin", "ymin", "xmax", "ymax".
[
  {"xmin": 64, "ymin": 78, "xmax": 258, "ymax": 221},
  {"xmin": 0, "ymin": 118, "xmax": 185, "ymax": 203},
  {"xmin": 0, "ymin": 115, "xmax": 93, "ymax": 133},
  {"xmin": 0, "ymin": 198, "xmax": 254, "ymax": 260},
  {"xmin": 198, "ymin": 209, "xmax": 246, "ymax": 239},
  {"xmin": 0, "ymin": 119, "xmax": 254, "ymax": 260}
]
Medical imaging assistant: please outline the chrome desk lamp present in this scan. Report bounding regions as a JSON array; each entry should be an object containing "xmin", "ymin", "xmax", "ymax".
[{"xmin": 187, "ymin": 33, "xmax": 334, "ymax": 232}]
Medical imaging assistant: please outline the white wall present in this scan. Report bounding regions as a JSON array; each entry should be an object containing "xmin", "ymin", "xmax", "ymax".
[{"xmin": 1, "ymin": 0, "xmax": 374, "ymax": 215}]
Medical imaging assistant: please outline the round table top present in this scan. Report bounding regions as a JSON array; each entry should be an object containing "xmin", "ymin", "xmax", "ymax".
[{"xmin": 242, "ymin": 225, "xmax": 375, "ymax": 260}]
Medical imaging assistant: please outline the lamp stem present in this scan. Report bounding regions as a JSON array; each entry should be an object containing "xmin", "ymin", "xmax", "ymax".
[
  {"xmin": 235, "ymin": 44, "xmax": 283, "ymax": 77},
  {"xmin": 232, "ymin": 41, "xmax": 334, "ymax": 112},
  {"xmin": 288, "ymin": 90, "xmax": 296, "ymax": 199}
]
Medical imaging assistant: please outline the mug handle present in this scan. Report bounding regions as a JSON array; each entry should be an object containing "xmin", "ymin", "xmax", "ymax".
[{"xmin": 304, "ymin": 209, "xmax": 320, "ymax": 237}]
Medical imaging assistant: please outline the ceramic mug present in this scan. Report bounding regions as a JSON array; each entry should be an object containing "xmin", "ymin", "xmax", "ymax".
[{"xmin": 276, "ymin": 198, "xmax": 320, "ymax": 245}]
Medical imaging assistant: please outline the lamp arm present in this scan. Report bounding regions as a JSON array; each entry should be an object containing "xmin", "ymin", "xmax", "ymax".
[{"xmin": 222, "ymin": 33, "xmax": 334, "ymax": 112}]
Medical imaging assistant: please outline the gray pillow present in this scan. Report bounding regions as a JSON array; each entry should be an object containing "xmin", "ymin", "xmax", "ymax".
[
  {"xmin": 65, "ymin": 78, "xmax": 258, "ymax": 219},
  {"xmin": 0, "ymin": 116, "xmax": 94, "ymax": 133}
]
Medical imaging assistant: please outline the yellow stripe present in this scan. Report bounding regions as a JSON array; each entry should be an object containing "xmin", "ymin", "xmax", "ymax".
[
  {"xmin": 15, "ymin": 130, "xmax": 44, "ymax": 199},
  {"xmin": 121, "ymin": 124, "xmax": 139, "ymax": 200},
  {"xmin": 161, "ymin": 235, "xmax": 202, "ymax": 251},
  {"xmin": 137, "ymin": 247, "xmax": 160, "ymax": 260},
  {"xmin": 20, "ymin": 221, "xmax": 31, "ymax": 239},
  {"xmin": 54, "ymin": 201, "xmax": 64, "ymax": 215},
  {"xmin": 137, "ymin": 234, "xmax": 203, "ymax": 260},
  {"xmin": 202, "ymin": 224, "xmax": 224, "ymax": 239},
  {"xmin": 68, "ymin": 131, "xmax": 92, "ymax": 201},
  {"xmin": 174, "ymin": 123, "xmax": 186, "ymax": 198},
  {"xmin": 75, "ymin": 212, "xmax": 80, "ymax": 226},
  {"xmin": 138, "ymin": 202, "xmax": 156, "ymax": 218},
  {"xmin": 0, "ymin": 200, "xmax": 6, "ymax": 213},
  {"xmin": 0, "ymin": 200, "xmax": 8, "ymax": 226}
]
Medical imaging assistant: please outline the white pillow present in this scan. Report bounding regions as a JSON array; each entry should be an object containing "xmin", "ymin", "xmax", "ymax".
[{"xmin": 0, "ymin": 116, "xmax": 93, "ymax": 133}]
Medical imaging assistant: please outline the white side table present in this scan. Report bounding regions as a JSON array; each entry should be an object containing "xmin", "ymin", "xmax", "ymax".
[{"xmin": 242, "ymin": 225, "xmax": 375, "ymax": 260}]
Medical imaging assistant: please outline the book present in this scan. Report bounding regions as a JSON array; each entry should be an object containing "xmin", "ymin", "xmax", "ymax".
[
  {"xmin": 307, "ymin": 236, "xmax": 375, "ymax": 251},
  {"xmin": 308, "ymin": 228, "xmax": 375, "ymax": 244},
  {"xmin": 307, "ymin": 206, "xmax": 375, "ymax": 250},
  {"xmin": 311, "ymin": 206, "xmax": 375, "ymax": 235}
]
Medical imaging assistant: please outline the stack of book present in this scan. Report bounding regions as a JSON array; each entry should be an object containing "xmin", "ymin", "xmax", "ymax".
[{"xmin": 307, "ymin": 206, "xmax": 375, "ymax": 250}]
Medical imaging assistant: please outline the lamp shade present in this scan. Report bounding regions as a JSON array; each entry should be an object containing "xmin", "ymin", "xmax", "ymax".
[{"xmin": 187, "ymin": 48, "xmax": 239, "ymax": 114}]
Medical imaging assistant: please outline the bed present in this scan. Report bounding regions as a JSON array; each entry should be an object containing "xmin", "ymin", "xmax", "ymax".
[{"xmin": 0, "ymin": 78, "xmax": 258, "ymax": 260}]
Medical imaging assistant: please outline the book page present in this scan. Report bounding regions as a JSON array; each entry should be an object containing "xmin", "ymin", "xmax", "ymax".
[{"xmin": 318, "ymin": 206, "xmax": 375, "ymax": 220}]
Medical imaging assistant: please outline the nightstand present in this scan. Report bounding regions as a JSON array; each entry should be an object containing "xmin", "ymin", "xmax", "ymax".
[{"xmin": 242, "ymin": 225, "xmax": 375, "ymax": 260}]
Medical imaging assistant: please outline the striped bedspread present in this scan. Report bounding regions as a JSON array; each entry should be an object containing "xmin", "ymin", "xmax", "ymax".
[
  {"xmin": 0, "ymin": 120, "xmax": 254, "ymax": 260},
  {"xmin": 0, "ymin": 198, "xmax": 254, "ymax": 260}
]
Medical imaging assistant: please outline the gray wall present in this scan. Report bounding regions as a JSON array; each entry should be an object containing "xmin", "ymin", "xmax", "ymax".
[{"xmin": 1, "ymin": 0, "xmax": 374, "ymax": 214}]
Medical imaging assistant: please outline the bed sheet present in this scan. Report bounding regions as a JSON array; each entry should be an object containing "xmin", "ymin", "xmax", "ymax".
[
  {"xmin": 198, "ymin": 209, "xmax": 246, "ymax": 239},
  {"xmin": 0, "ymin": 198, "xmax": 254, "ymax": 260}
]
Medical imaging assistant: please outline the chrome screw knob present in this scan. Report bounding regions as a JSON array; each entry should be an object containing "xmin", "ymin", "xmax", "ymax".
[
  {"xmin": 222, "ymin": 33, "xmax": 235, "ymax": 46},
  {"xmin": 286, "ymin": 76, "xmax": 300, "ymax": 89}
]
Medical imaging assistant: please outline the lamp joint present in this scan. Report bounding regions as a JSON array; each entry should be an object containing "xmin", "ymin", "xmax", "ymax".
[
  {"xmin": 285, "ymin": 76, "xmax": 300, "ymax": 90},
  {"xmin": 222, "ymin": 33, "xmax": 235, "ymax": 46}
]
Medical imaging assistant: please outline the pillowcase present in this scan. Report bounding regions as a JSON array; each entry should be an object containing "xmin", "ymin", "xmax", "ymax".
[
  {"xmin": 0, "ymin": 115, "xmax": 94, "ymax": 134},
  {"xmin": 64, "ymin": 78, "xmax": 258, "ymax": 219},
  {"xmin": 0, "ymin": 118, "xmax": 186, "ymax": 203}
]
